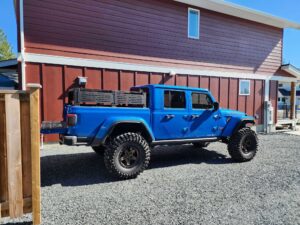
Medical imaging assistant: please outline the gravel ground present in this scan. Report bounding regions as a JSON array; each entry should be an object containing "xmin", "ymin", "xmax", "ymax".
[{"xmin": 2, "ymin": 133, "xmax": 300, "ymax": 225}]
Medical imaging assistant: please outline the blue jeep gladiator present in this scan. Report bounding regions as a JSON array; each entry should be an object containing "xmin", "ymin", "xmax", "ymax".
[{"xmin": 42, "ymin": 84, "xmax": 258, "ymax": 179}]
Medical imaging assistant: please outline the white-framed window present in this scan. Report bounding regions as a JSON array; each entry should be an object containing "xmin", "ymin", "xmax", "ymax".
[
  {"xmin": 239, "ymin": 80, "xmax": 250, "ymax": 95},
  {"xmin": 188, "ymin": 8, "xmax": 200, "ymax": 39}
]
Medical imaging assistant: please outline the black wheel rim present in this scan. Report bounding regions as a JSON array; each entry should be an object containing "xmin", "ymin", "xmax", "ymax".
[
  {"xmin": 118, "ymin": 145, "xmax": 140, "ymax": 169},
  {"xmin": 241, "ymin": 135, "xmax": 256, "ymax": 155}
]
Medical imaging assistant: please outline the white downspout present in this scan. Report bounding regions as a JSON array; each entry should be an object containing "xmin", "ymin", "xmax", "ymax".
[
  {"xmin": 264, "ymin": 78, "xmax": 270, "ymax": 133},
  {"xmin": 19, "ymin": 0, "xmax": 26, "ymax": 90}
]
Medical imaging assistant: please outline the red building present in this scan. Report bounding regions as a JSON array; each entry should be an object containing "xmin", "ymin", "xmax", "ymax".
[{"xmin": 12, "ymin": 0, "xmax": 300, "ymax": 141}]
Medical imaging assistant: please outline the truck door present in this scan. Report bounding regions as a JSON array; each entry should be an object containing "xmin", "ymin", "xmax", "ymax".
[
  {"xmin": 152, "ymin": 90, "xmax": 190, "ymax": 140},
  {"xmin": 188, "ymin": 92, "xmax": 225, "ymax": 138}
]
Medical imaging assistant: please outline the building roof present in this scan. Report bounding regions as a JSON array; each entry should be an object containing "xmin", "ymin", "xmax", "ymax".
[
  {"xmin": 279, "ymin": 88, "xmax": 300, "ymax": 97},
  {"xmin": 0, "ymin": 59, "xmax": 18, "ymax": 68},
  {"xmin": 0, "ymin": 73, "xmax": 18, "ymax": 88},
  {"xmin": 281, "ymin": 64, "xmax": 300, "ymax": 79},
  {"xmin": 0, "ymin": 59, "xmax": 19, "ymax": 87},
  {"xmin": 174, "ymin": 0, "xmax": 300, "ymax": 29}
]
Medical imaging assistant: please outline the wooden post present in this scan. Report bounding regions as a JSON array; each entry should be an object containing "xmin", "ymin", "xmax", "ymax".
[
  {"xmin": 290, "ymin": 82, "xmax": 296, "ymax": 120},
  {"xmin": 28, "ymin": 84, "xmax": 42, "ymax": 225},
  {"xmin": 5, "ymin": 94, "xmax": 23, "ymax": 218}
]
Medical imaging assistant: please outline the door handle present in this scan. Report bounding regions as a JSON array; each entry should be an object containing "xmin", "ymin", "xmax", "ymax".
[
  {"xmin": 191, "ymin": 114, "xmax": 200, "ymax": 119},
  {"xmin": 165, "ymin": 114, "xmax": 175, "ymax": 119}
]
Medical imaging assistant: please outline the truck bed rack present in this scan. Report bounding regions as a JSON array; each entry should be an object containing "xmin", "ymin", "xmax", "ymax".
[{"xmin": 68, "ymin": 88, "xmax": 147, "ymax": 107}]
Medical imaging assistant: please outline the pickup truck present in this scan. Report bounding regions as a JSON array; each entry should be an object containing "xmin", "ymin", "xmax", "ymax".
[{"xmin": 42, "ymin": 84, "xmax": 258, "ymax": 179}]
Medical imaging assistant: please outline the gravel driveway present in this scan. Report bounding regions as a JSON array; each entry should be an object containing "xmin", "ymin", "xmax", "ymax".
[{"xmin": 2, "ymin": 133, "xmax": 300, "ymax": 225}]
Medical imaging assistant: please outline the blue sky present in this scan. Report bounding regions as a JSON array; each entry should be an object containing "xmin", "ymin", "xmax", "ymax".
[{"xmin": 0, "ymin": 0, "xmax": 299, "ymax": 67}]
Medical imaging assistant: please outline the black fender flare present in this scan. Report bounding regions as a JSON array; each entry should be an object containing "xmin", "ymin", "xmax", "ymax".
[
  {"xmin": 232, "ymin": 119, "xmax": 255, "ymax": 135},
  {"xmin": 98, "ymin": 121, "xmax": 154, "ymax": 145}
]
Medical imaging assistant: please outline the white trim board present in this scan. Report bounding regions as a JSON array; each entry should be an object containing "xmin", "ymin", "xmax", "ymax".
[
  {"xmin": 23, "ymin": 53, "xmax": 290, "ymax": 81},
  {"xmin": 19, "ymin": 0, "xmax": 26, "ymax": 90}
]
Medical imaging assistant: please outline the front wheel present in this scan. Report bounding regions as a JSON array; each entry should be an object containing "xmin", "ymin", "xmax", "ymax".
[
  {"xmin": 227, "ymin": 128, "xmax": 258, "ymax": 162},
  {"xmin": 104, "ymin": 132, "xmax": 151, "ymax": 179}
]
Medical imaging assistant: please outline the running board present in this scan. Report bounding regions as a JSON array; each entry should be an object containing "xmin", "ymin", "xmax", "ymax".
[{"xmin": 151, "ymin": 137, "xmax": 219, "ymax": 146}]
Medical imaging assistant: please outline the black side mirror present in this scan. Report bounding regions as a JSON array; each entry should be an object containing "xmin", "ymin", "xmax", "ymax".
[{"xmin": 213, "ymin": 102, "xmax": 220, "ymax": 111}]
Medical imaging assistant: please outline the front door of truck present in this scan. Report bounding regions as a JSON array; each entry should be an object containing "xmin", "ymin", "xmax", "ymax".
[
  {"xmin": 152, "ymin": 90, "xmax": 190, "ymax": 140},
  {"xmin": 188, "ymin": 92, "xmax": 224, "ymax": 138}
]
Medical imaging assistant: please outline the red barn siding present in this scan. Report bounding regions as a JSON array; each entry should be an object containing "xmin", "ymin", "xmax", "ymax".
[
  {"xmin": 269, "ymin": 80, "xmax": 278, "ymax": 123},
  {"xmin": 84, "ymin": 68, "xmax": 102, "ymax": 90},
  {"xmin": 23, "ymin": 0, "xmax": 282, "ymax": 75},
  {"xmin": 254, "ymin": 80, "xmax": 264, "ymax": 125},
  {"xmin": 219, "ymin": 78, "xmax": 229, "ymax": 108},
  {"xmin": 120, "ymin": 71, "xmax": 135, "ymax": 91}
]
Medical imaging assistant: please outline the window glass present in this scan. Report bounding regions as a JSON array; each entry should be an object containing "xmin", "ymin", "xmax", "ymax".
[
  {"xmin": 192, "ymin": 92, "xmax": 213, "ymax": 109},
  {"xmin": 164, "ymin": 91, "xmax": 186, "ymax": 109},
  {"xmin": 239, "ymin": 80, "xmax": 250, "ymax": 95},
  {"xmin": 188, "ymin": 9, "xmax": 200, "ymax": 39}
]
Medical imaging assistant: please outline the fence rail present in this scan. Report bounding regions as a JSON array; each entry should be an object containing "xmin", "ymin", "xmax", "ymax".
[
  {"xmin": 278, "ymin": 104, "xmax": 300, "ymax": 120},
  {"xmin": 0, "ymin": 84, "xmax": 41, "ymax": 225}
]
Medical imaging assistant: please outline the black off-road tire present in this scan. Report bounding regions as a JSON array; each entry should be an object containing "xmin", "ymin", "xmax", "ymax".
[
  {"xmin": 193, "ymin": 142, "xmax": 209, "ymax": 148},
  {"xmin": 104, "ymin": 132, "xmax": 151, "ymax": 179},
  {"xmin": 92, "ymin": 145, "xmax": 106, "ymax": 155},
  {"xmin": 227, "ymin": 127, "xmax": 258, "ymax": 162}
]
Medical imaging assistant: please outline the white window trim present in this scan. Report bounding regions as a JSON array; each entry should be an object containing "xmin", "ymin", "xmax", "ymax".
[
  {"xmin": 188, "ymin": 8, "xmax": 200, "ymax": 39},
  {"xmin": 239, "ymin": 80, "xmax": 251, "ymax": 96}
]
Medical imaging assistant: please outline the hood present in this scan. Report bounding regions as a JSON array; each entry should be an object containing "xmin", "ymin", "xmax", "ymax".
[{"xmin": 219, "ymin": 108, "xmax": 251, "ymax": 118}]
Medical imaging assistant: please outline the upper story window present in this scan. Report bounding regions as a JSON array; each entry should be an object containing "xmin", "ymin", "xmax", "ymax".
[
  {"xmin": 192, "ymin": 92, "xmax": 213, "ymax": 109},
  {"xmin": 164, "ymin": 91, "xmax": 186, "ymax": 109},
  {"xmin": 188, "ymin": 8, "xmax": 200, "ymax": 39},
  {"xmin": 239, "ymin": 80, "xmax": 250, "ymax": 96}
]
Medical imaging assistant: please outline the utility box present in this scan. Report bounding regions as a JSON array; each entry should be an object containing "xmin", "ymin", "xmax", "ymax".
[{"xmin": 265, "ymin": 101, "xmax": 274, "ymax": 125}]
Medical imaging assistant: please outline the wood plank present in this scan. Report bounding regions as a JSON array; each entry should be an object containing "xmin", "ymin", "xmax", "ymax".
[
  {"xmin": 29, "ymin": 87, "xmax": 41, "ymax": 225},
  {"xmin": 5, "ymin": 94, "xmax": 24, "ymax": 218},
  {"xmin": 20, "ymin": 100, "xmax": 32, "ymax": 199},
  {"xmin": 0, "ymin": 100, "xmax": 8, "ymax": 219},
  {"xmin": 1, "ymin": 197, "xmax": 32, "ymax": 217}
]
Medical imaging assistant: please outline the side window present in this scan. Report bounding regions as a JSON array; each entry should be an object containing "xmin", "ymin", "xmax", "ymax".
[
  {"xmin": 188, "ymin": 8, "xmax": 200, "ymax": 39},
  {"xmin": 192, "ymin": 92, "xmax": 213, "ymax": 109},
  {"xmin": 239, "ymin": 80, "xmax": 250, "ymax": 95},
  {"xmin": 164, "ymin": 91, "xmax": 186, "ymax": 109}
]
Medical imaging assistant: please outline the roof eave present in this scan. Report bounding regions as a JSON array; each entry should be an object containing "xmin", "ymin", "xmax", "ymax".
[
  {"xmin": 174, "ymin": 0, "xmax": 300, "ymax": 29},
  {"xmin": 0, "ymin": 59, "xmax": 18, "ymax": 68},
  {"xmin": 281, "ymin": 64, "xmax": 300, "ymax": 79}
]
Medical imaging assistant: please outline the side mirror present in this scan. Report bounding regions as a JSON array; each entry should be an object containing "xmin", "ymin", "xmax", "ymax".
[{"xmin": 213, "ymin": 102, "xmax": 220, "ymax": 111}]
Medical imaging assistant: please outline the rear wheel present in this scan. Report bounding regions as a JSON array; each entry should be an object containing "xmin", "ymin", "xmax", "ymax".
[
  {"xmin": 92, "ymin": 145, "xmax": 106, "ymax": 155},
  {"xmin": 227, "ymin": 127, "xmax": 258, "ymax": 162},
  {"xmin": 193, "ymin": 142, "xmax": 209, "ymax": 148},
  {"xmin": 104, "ymin": 132, "xmax": 151, "ymax": 179}
]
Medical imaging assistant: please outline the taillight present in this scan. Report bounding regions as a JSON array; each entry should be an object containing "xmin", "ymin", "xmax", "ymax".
[{"xmin": 67, "ymin": 114, "xmax": 77, "ymax": 126}]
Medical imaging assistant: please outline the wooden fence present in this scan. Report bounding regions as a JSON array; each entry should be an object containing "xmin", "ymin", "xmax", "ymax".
[{"xmin": 0, "ymin": 84, "xmax": 41, "ymax": 225}]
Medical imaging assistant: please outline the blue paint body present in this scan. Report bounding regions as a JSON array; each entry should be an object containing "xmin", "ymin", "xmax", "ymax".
[{"xmin": 45, "ymin": 85, "xmax": 255, "ymax": 144}]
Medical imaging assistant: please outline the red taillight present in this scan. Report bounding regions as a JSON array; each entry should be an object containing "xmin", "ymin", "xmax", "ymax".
[{"xmin": 67, "ymin": 114, "xmax": 77, "ymax": 126}]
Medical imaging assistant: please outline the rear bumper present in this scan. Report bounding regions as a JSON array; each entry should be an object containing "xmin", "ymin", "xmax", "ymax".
[{"xmin": 59, "ymin": 135, "xmax": 89, "ymax": 146}]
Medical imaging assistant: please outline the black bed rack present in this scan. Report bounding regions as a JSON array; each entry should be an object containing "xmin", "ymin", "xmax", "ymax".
[{"xmin": 68, "ymin": 88, "xmax": 147, "ymax": 107}]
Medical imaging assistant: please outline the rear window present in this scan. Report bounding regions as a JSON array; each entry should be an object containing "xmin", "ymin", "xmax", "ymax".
[
  {"xmin": 192, "ymin": 92, "xmax": 213, "ymax": 109},
  {"xmin": 164, "ymin": 91, "xmax": 186, "ymax": 109}
]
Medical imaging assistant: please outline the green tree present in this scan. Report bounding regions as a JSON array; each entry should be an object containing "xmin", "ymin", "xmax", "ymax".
[{"xmin": 0, "ymin": 29, "xmax": 15, "ymax": 60}]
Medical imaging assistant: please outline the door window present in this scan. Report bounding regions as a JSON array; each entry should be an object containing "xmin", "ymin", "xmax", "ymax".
[
  {"xmin": 164, "ymin": 91, "xmax": 186, "ymax": 109},
  {"xmin": 192, "ymin": 92, "xmax": 213, "ymax": 109}
]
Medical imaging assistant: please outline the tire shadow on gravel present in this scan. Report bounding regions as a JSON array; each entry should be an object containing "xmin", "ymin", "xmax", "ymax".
[
  {"xmin": 149, "ymin": 145, "xmax": 233, "ymax": 169},
  {"xmin": 2, "ymin": 223, "xmax": 31, "ymax": 225},
  {"xmin": 41, "ymin": 145, "xmax": 233, "ymax": 187}
]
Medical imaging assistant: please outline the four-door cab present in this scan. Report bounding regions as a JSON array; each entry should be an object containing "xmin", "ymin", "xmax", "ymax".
[{"xmin": 42, "ymin": 84, "xmax": 258, "ymax": 179}]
